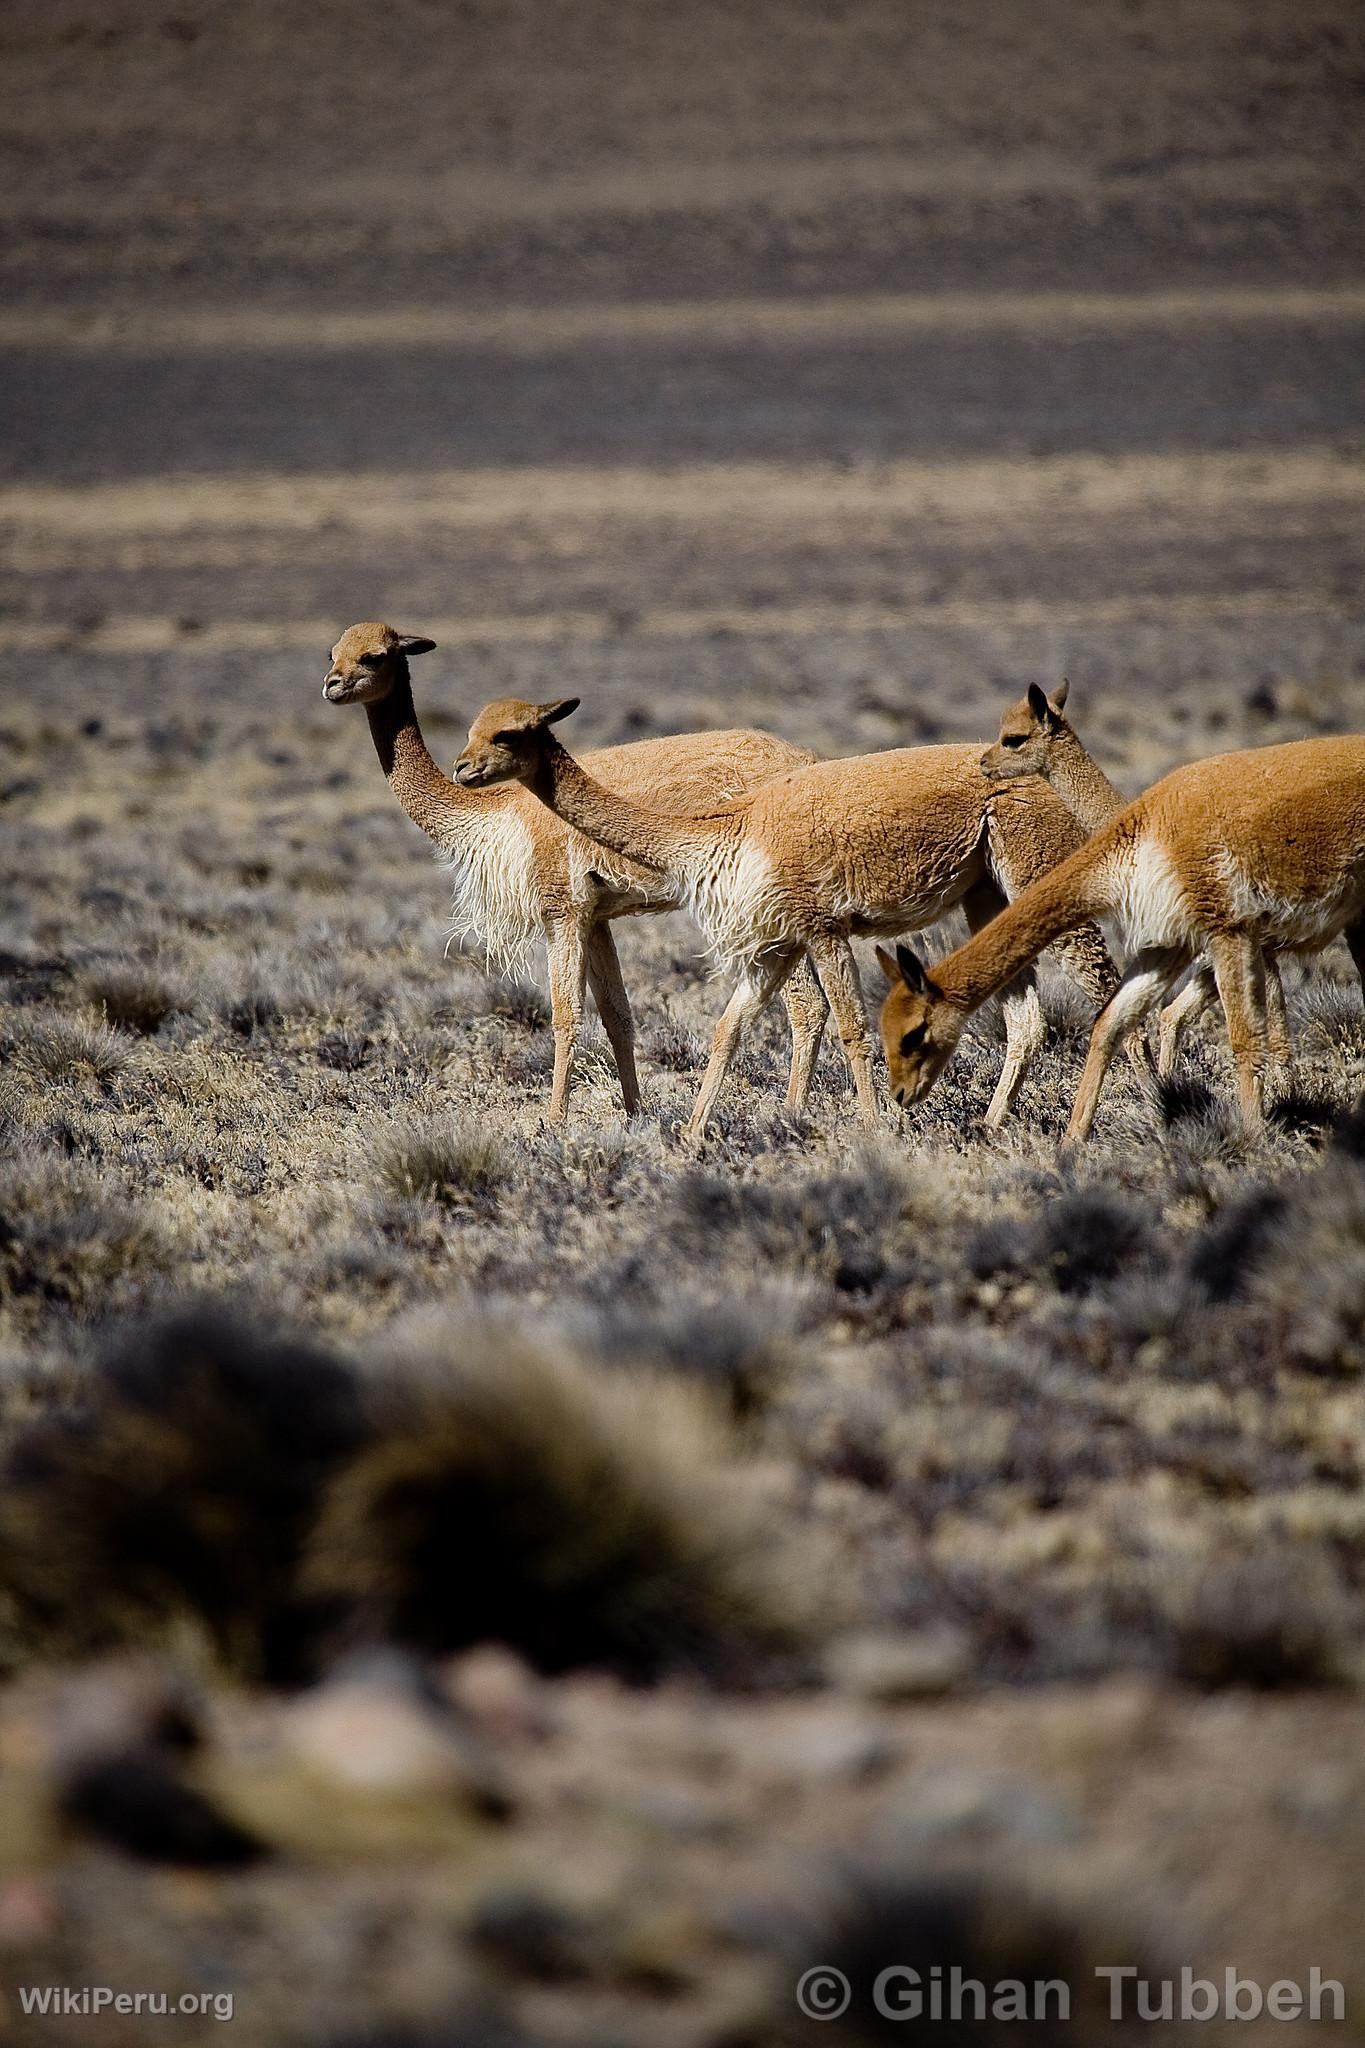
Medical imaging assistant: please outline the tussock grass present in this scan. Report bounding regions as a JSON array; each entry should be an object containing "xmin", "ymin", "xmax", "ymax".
[
  {"xmin": 308, "ymin": 1326, "xmax": 805, "ymax": 1679},
  {"xmin": 6, "ymin": 1010, "xmax": 134, "ymax": 1081},
  {"xmin": 80, "ymin": 963, "xmax": 195, "ymax": 1036},
  {"xmin": 0, "ymin": 1310, "xmax": 367, "ymax": 1681},
  {"xmin": 771, "ymin": 1867, "xmax": 1144, "ymax": 2046},
  {"xmin": 374, "ymin": 1119, "xmax": 511, "ymax": 1208}
]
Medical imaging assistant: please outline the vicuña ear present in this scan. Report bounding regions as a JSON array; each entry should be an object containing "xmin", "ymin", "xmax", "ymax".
[
  {"xmin": 1026, "ymin": 682, "xmax": 1053, "ymax": 725},
  {"xmin": 540, "ymin": 697, "xmax": 580, "ymax": 726},
  {"xmin": 875, "ymin": 945, "xmax": 902, "ymax": 986},
  {"xmin": 398, "ymin": 635, "xmax": 437, "ymax": 657},
  {"xmin": 895, "ymin": 943, "xmax": 936, "ymax": 996},
  {"xmin": 1051, "ymin": 676, "xmax": 1070, "ymax": 713}
]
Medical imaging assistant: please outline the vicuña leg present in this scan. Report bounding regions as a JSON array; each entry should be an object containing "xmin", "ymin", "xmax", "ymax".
[
  {"xmin": 1340, "ymin": 919, "xmax": 1365, "ymax": 1057},
  {"xmin": 546, "ymin": 921, "xmax": 590, "ymax": 1123},
  {"xmin": 1065, "ymin": 947, "xmax": 1188, "ymax": 1145},
  {"xmin": 682, "ymin": 946, "xmax": 803, "ymax": 1144},
  {"xmin": 1210, "ymin": 931, "xmax": 1270, "ymax": 1126},
  {"xmin": 1156, "ymin": 962, "xmax": 1214, "ymax": 1079},
  {"xmin": 1264, "ymin": 955, "xmax": 1291, "ymax": 1097},
  {"xmin": 781, "ymin": 954, "xmax": 828, "ymax": 1115},
  {"xmin": 1157, "ymin": 950, "xmax": 1288, "ymax": 1088},
  {"xmin": 961, "ymin": 879, "xmax": 1045, "ymax": 1130},
  {"xmin": 806, "ymin": 931, "xmax": 878, "ymax": 1129},
  {"xmin": 585, "ymin": 925, "xmax": 640, "ymax": 1116}
]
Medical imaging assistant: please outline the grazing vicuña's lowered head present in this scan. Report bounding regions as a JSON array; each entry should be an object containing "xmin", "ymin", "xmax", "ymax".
[{"xmin": 876, "ymin": 942, "xmax": 971, "ymax": 1108}]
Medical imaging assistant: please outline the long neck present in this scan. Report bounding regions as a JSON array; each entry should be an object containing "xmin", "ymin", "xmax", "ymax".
[
  {"xmin": 939, "ymin": 832, "xmax": 1114, "ymax": 1013},
  {"xmin": 1044, "ymin": 723, "xmax": 1125, "ymax": 832},
  {"xmin": 525, "ymin": 735, "xmax": 738, "ymax": 873},
  {"xmin": 365, "ymin": 666, "xmax": 472, "ymax": 847}
]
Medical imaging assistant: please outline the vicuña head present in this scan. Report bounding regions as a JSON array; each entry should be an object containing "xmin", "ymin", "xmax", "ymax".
[
  {"xmin": 454, "ymin": 696, "xmax": 580, "ymax": 790},
  {"xmin": 323, "ymin": 621, "xmax": 437, "ymax": 705},
  {"xmin": 980, "ymin": 680, "xmax": 1070, "ymax": 783},
  {"xmin": 875, "ymin": 943, "xmax": 968, "ymax": 1108}
]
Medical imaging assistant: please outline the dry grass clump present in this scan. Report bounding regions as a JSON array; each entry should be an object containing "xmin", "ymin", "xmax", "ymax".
[
  {"xmin": 0, "ymin": 1302, "xmax": 802, "ymax": 1687},
  {"xmin": 4, "ymin": 1009, "xmax": 134, "ymax": 1082},
  {"xmin": 1161, "ymin": 1547, "xmax": 1357, "ymax": 1690},
  {"xmin": 1251, "ymin": 1153, "xmax": 1365, "ymax": 1373},
  {"xmin": 76, "ymin": 949, "xmax": 199, "ymax": 1036},
  {"xmin": 374, "ymin": 1119, "xmax": 511, "ymax": 1210},
  {"xmin": 768, "ymin": 1866, "xmax": 1145, "ymax": 2046},
  {"xmin": 480, "ymin": 978, "xmax": 551, "ymax": 1030},
  {"xmin": 671, "ymin": 1153, "xmax": 921, "ymax": 1299},
  {"xmin": 0, "ymin": 1311, "xmax": 367, "ymax": 1681},
  {"xmin": 0, "ymin": 1150, "xmax": 177, "ymax": 1325},
  {"xmin": 580, "ymin": 1288, "xmax": 806, "ymax": 1420},
  {"xmin": 968, "ymin": 1188, "xmax": 1156, "ymax": 1295},
  {"xmin": 308, "ymin": 1327, "xmax": 803, "ymax": 1680},
  {"xmin": 642, "ymin": 1017, "xmax": 705, "ymax": 1073}
]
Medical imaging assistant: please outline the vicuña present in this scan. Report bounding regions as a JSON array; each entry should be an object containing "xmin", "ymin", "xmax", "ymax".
[
  {"xmin": 981, "ymin": 679, "xmax": 1289, "ymax": 1085},
  {"xmin": 322, "ymin": 623, "xmax": 830, "ymax": 1121},
  {"xmin": 455, "ymin": 694, "xmax": 1126, "ymax": 1140},
  {"xmin": 880, "ymin": 735, "xmax": 1365, "ymax": 1143}
]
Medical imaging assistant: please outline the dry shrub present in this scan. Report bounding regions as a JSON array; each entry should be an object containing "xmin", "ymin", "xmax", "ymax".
[
  {"xmin": 5, "ymin": 1010, "xmax": 133, "ymax": 1082},
  {"xmin": 1252, "ymin": 1155, "xmax": 1365, "ymax": 1373},
  {"xmin": 0, "ymin": 1152, "xmax": 176, "ymax": 1317},
  {"xmin": 79, "ymin": 963, "xmax": 194, "ymax": 1036},
  {"xmin": 643, "ymin": 1018, "xmax": 705, "ymax": 1073},
  {"xmin": 0, "ymin": 1310, "xmax": 367, "ymax": 1680},
  {"xmin": 308, "ymin": 1328, "xmax": 801, "ymax": 1680},
  {"xmin": 1184, "ymin": 1188, "xmax": 1288, "ymax": 1303},
  {"xmin": 672, "ymin": 1154, "xmax": 919, "ymax": 1297},
  {"xmin": 1162, "ymin": 1548, "xmax": 1356, "ymax": 1690},
  {"xmin": 582, "ymin": 1289, "xmax": 804, "ymax": 1420},
  {"xmin": 481, "ymin": 978, "xmax": 551, "ymax": 1030},
  {"xmin": 374, "ymin": 1119, "xmax": 510, "ymax": 1209},
  {"xmin": 769, "ymin": 1866, "xmax": 1147, "ymax": 2046},
  {"xmin": 968, "ymin": 1189, "xmax": 1154, "ymax": 1296}
]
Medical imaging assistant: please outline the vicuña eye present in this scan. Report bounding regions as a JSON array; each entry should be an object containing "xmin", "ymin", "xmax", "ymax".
[
  {"xmin": 900, "ymin": 1025, "xmax": 926, "ymax": 1054},
  {"xmin": 490, "ymin": 731, "xmax": 518, "ymax": 747},
  {"xmin": 1002, "ymin": 733, "xmax": 1026, "ymax": 748},
  {"xmin": 359, "ymin": 651, "xmax": 385, "ymax": 668}
]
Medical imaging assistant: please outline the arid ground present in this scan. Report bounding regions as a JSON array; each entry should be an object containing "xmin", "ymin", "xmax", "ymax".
[{"xmin": 1, "ymin": 3, "xmax": 1365, "ymax": 2043}]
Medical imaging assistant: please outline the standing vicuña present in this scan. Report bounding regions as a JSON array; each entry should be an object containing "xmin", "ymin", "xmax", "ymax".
[
  {"xmin": 879, "ymin": 735, "xmax": 1365, "ymax": 1142},
  {"xmin": 322, "ymin": 624, "xmax": 829, "ymax": 1121},
  {"xmin": 982, "ymin": 679, "xmax": 1290, "ymax": 1084},
  {"xmin": 454, "ymin": 695, "xmax": 1125, "ymax": 1140}
]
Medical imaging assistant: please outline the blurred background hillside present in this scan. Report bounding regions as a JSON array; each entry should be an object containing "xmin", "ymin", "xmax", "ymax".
[{"xmin": 0, "ymin": 0, "xmax": 1361, "ymax": 729}]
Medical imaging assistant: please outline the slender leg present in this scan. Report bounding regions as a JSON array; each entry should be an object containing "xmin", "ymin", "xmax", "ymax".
[
  {"xmin": 1156, "ymin": 961, "xmax": 1215, "ymax": 1078},
  {"xmin": 805, "ymin": 931, "xmax": 878, "ymax": 1128},
  {"xmin": 1065, "ymin": 948, "xmax": 1188, "ymax": 1144},
  {"xmin": 780, "ymin": 954, "xmax": 828, "ymax": 1114},
  {"xmin": 682, "ymin": 947, "xmax": 801, "ymax": 1144},
  {"xmin": 585, "ymin": 923, "xmax": 639, "ymax": 1116},
  {"xmin": 545, "ymin": 921, "xmax": 588, "ymax": 1123},
  {"xmin": 1210, "ymin": 931, "xmax": 1270, "ymax": 1127},
  {"xmin": 961, "ymin": 879, "xmax": 1045, "ymax": 1128},
  {"xmin": 1264, "ymin": 954, "xmax": 1291, "ymax": 1096}
]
